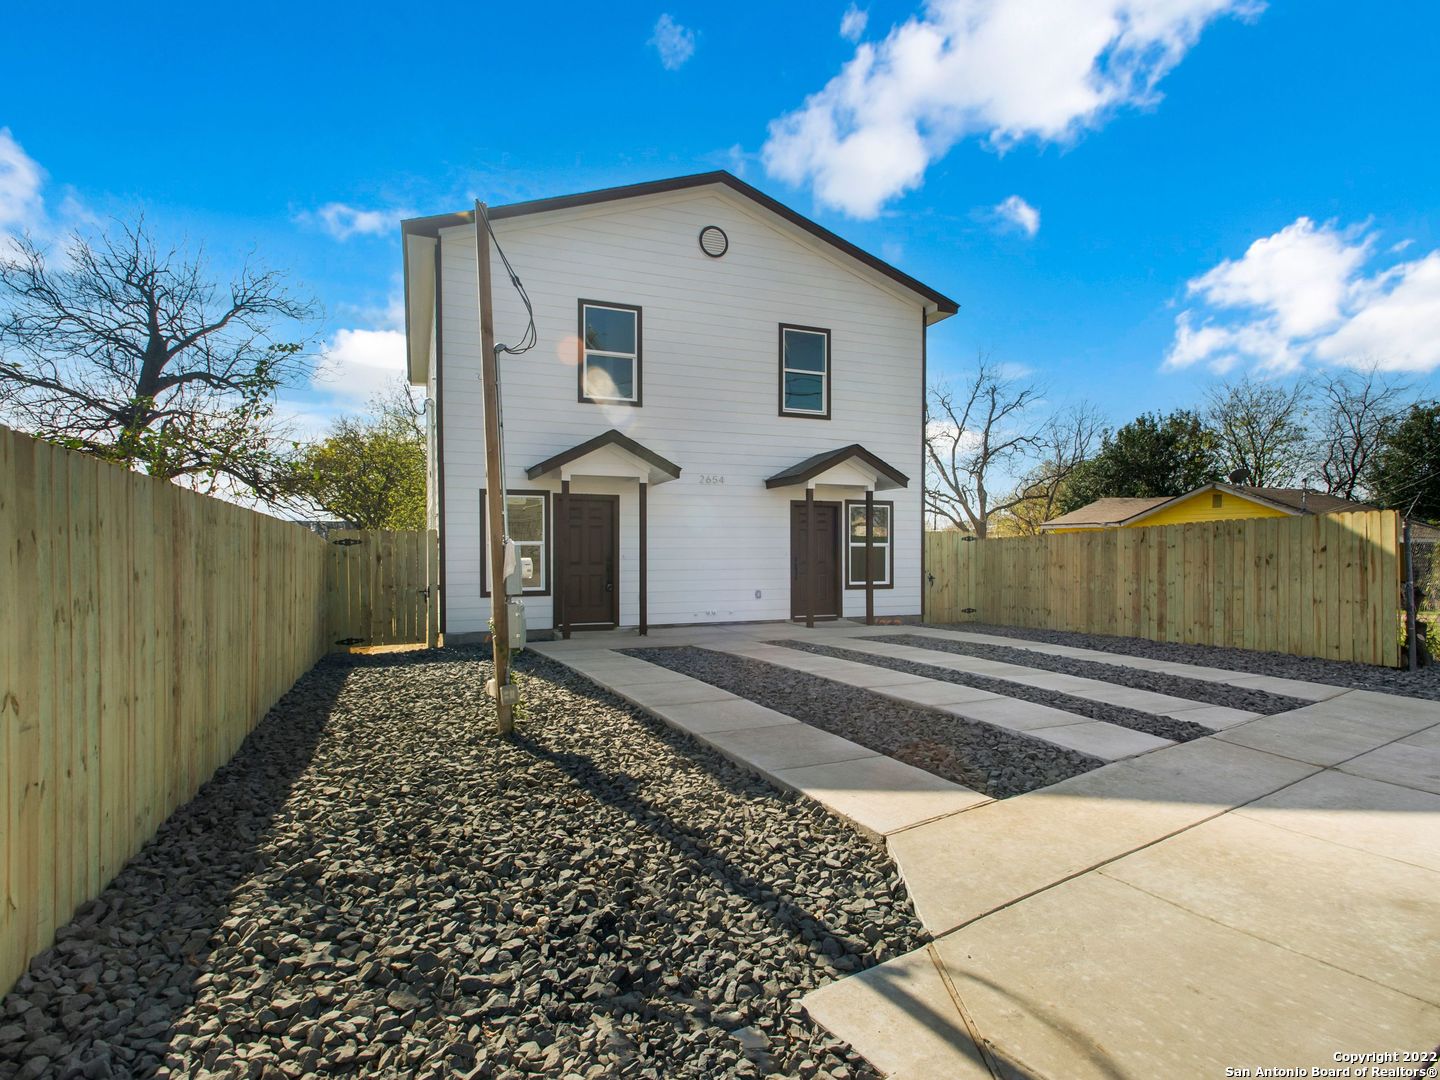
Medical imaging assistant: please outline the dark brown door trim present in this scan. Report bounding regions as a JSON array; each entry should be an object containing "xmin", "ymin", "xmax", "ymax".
[
  {"xmin": 790, "ymin": 499, "xmax": 843, "ymax": 621},
  {"xmin": 561, "ymin": 493, "xmax": 620, "ymax": 629}
]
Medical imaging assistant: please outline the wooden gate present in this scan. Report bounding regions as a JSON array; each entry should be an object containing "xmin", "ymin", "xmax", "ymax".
[{"xmin": 325, "ymin": 529, "xmax": 439, "ymax": 650}]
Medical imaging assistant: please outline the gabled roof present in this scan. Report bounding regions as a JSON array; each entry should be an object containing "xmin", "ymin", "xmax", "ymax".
[
  {"xmin": 1039, "ymin": 497, "xmax": 1169, "ymax": 530},
  {"xmin": 525, "ymin": 429, "xmax": 681, "ymax": 485},
  {"xmin": 1041, "ymin": 484, "xmax": 1374, "ymax": 531},
  {"xmin": 401, "ymin": 171, "xmax": 957, "ymax": 317},
  {"xmin": 765, "ymin": 445, "xmax": 909, "ymax": 491}
]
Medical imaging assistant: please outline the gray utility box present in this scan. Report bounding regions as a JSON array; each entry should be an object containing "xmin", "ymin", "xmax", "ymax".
[{"xmin": 506, "ymin": 599, "xmax": 527, "ymax": 651}]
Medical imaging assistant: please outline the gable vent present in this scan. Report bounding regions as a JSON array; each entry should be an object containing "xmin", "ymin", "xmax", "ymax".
[{"xmin": 698, "ymin": 225, "xmax": 729, "ymax": 258}]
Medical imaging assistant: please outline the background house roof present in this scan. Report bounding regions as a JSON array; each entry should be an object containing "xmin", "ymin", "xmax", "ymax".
[{"xmin": 1040, "ymin": 497, "xmax": 1169, "ymax": 529}]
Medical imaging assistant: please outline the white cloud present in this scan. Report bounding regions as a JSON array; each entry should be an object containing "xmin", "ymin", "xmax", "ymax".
[
  {"xmin": 0, "ymin": 128, "xmax": 46, "ymax": 233},
  {"xmin": 993, "ymin": 194, "xmax": 1040, "ymax": 237},
  {"xmin": 650, "ymin": 14, "xmax": 696, "ymax": 70},
  {"xmin": 1166, "ymin": 218, "xmax": 1440, "ymax": 375},
  {"xmin": 313, "ymin": 327, "xmax": 408, "ymax": 403},
  {"xmin": 296, "ymin": 202, "xmax": 413, "ymax": 241},
  {"xmin": 763, "ymin": 0, "xmax": 1261, "ymax": 218},
  {"xmin": 840, "ymin": 4, "xmax": 869, "ymax": 41}
]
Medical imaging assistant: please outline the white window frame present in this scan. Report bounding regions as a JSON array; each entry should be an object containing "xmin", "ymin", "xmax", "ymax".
[
  {"xmin": 480, "ymin": 490, "xmax": 550, "ymax": 596},
  {"xmin": 580, "ymin": 301, "xmax": 641, "ymax": 405}
]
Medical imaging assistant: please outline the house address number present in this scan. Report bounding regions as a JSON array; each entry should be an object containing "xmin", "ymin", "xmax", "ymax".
[{"xmin": 698, "ymin": 474, "xmax": 726, "ymax": 485}]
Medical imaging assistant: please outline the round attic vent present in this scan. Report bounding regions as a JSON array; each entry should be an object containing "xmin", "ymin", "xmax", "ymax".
[{"xmin": 698, "ymin": 225, "xmax": 729, "ymax": 258}]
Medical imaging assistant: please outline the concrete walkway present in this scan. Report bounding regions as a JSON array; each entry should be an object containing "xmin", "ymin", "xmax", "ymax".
[{"xmin": 532, "ymin": 622, "xmax": 1440, "ymax": 1077}]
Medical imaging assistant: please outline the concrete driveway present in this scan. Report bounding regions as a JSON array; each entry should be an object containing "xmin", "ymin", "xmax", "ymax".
[{"xmin": 534, "ymin": 622, "xmax": 1440, "ymax": 1079}]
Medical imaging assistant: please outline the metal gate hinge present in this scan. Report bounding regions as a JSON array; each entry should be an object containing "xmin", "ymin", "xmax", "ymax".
[{"xmin": 332, "ymin": 537, "xmax": 362, "ymax": 546}]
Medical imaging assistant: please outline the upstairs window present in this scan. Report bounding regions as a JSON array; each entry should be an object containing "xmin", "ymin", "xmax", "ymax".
[
  {"xmin": 780, "ymin": 325, "xmax": 830, "ymax": 418},
  {"xmin": 579, "ymin": 301, "xmax": 641, "ymax": 405}
]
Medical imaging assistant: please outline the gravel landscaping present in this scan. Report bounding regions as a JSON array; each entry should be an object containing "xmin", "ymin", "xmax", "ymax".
[
  {"xmin": 930, "ymin": 622, "xmax": 1440, "ymax": 702},
  {"xmin": 0, "ymin": 647, "xmax": 926, "ymax": 1080},
  {"xmin": 879, "ymin": 634, "xmax": 1309, "ymax": 715},
  {"xmin": 621, "ymin": 647, "xmax": 1103, "ymax": 798},
  {"xmin": 769, "ymin": 640, "xmax": 1211, "ymax": 744}
]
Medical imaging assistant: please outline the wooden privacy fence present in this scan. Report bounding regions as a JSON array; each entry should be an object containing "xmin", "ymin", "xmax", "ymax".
[
  {"xmin": 924, "ymin": 510, "xmax": 1403, "ymax": 667},
  {"xmin": 0, "ymin": 426, "xmax": 330, "ymax": 995},
  {"xmin": 324, "ymin": 529, "xmax": 439, "ymax": 650}
]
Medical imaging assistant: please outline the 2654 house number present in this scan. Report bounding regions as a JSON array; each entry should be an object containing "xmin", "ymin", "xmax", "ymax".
[{"xmin": 698, "ymin": 474, "xmax": 726, "ymax": 485}]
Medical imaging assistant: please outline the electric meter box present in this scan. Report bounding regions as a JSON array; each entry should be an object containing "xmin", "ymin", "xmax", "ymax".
[{"xmin": 507, "ymin": 599, "xmax": 527, "ymax": 651}]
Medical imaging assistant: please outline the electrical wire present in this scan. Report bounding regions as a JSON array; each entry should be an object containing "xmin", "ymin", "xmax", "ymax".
[{"xmin": 476, "ymin": 203, "xmax": 537, "ymax": 357}]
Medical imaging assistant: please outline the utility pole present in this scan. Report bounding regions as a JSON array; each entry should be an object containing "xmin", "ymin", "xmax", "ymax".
[{"xmin": 476, "ymin": 200, "xmax": 515, "ymax": 734}]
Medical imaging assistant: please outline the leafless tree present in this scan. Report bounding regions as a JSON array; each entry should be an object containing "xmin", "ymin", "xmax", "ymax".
[
  {"xmin": 924, "ymin": 355, "xmax": 1044, "ymax": 538},
  {"xmin": 0, "ymin": 221, "xmax": 316, "ymax": 499},
  {"xmin": 1203, "ymin": 374, "xmax": 1310, "ymax": 488},
  {"xmin": 1310, "ymin": 366, "xmax": 1411, "ymax": 499},
  {"xmin": 1006, "ymin": 402, "xmax": 1106, "ymax": 534}
]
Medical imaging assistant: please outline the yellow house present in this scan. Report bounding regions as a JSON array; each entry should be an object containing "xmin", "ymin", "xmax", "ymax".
[{"xmin": 1039, "ymin": 483, "xmax": 1372, "ymax": 533}]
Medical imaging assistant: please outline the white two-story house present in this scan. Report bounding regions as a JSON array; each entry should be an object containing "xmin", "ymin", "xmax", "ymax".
[{"xmin": 400, "ymin": 171, "xmax": 956, "ymax": 639}]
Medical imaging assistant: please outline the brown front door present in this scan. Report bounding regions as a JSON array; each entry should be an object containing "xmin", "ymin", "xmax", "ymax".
[
  {"xmin": 790, "ymin": 501, "xmax": 841, "ymax": 619},
  {"xmin": 561, "ymin": 494, "xmax": 619, "ymax": 627}
]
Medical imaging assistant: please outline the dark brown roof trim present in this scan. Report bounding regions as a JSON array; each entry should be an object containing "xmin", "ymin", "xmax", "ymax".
[
  {"xmin": 765, "ymin": 444, "xmax": 909, "ymax": 490},
  {"xmin": 526, "ymin": 429, "xmax": 681, "ymax": 481},
  {"xmin": 401, "ymin": 171, "xmax": 958, "ymax": 315}
]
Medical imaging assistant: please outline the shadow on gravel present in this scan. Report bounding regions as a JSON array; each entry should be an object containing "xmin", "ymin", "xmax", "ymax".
[{"xmin": 0, "ymin": 655, "xmax": 350, "ymax": 1079}]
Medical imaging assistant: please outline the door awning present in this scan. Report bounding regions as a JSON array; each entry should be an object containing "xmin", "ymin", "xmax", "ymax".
[
  {"xmin": 526, "ymin": 429, "xmax": 682, "ymax": 485},
  {"xmin": 764, "ymin": 444, "xmax": 908, "ymax": 491}
]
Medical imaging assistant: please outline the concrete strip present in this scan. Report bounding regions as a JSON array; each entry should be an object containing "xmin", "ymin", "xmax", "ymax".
[
  {"xmin": 1064, "ymin": 683, "xmax": 1220, "ymax": 715},
  {"xmin": 700, "ymin": 722, "xmax": 879, "ymax": 773},
  {"xmin": 938, "ymin": 697, "xmax": 1093, "ymax": 733},
  {"xmin": 772, "ymin": 756, "xmax": 990, "ymax": 838},
  {"xmin": 875, "ymin": 680, "xmax": 1001, "ymax": 707},
  {"xmin": 930, "ymin": 873, "xmax": 1440, "ymax": 1080},
  {"xmin": 1028, "ymin": 721, "xmax": 1172, "ymax": 761},
  {"xmin": 1216, "ymin": 694, "xmax": 1439, "ymax": 766},
  {"xmin": 613, "ymin": 680, "xmax": 738, "ymax": 708},
  {"xmin": 1216, "ymin": 673, "xmax": 1351, "ymax": 701},
  {"xmin": 645, "ymin": 698, "xmax": 798, "ymax": 736},
  {"xmin": 1339, "ymin": 740, "xmax": 1440, "ymax": 795},
  {"xmin": 1155, "ymin": 703, "xmax": 1260, "ymax": 730},
  {"xmin": 887, "ymin": 738, "xmax": 1318, "ymax": 933},
  {"xmin": 1232, "ymin": 770, "xmax": 1440, "ymax": 872},
  {"xmin": 801, "ymin": 947, "xmax": 994, "ymax": 1080},
  {"xmin": 1099, "ymin": 812, "xmax": 1440, "ymax": 1005}
]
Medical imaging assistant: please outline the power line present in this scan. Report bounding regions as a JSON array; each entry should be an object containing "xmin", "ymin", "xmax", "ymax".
[{"xmin": 475, "ymin": 203, "xmax": 536, "ymax": 357}]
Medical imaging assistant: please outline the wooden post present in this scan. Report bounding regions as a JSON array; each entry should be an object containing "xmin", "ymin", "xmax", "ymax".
[
  {"xmin": 865, "ymin": 488, "xmax": 875, "ymax": 626},
  {"xmin": 805, "ymin": 486, "xmax": 816, "ymax": 629},
  {"xmin": 560, "ymin": 479, "xmax": 572, "ymax": 640},
  {"xmin": 639, "ymin": 481, "xmax": 649, "ymax": 637},
  {"xmin": 475, "ymin": 201, "xmax": 514, "ymax": 735}
]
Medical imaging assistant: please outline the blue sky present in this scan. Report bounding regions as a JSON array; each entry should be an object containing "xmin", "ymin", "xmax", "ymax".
[{"xmin": 3, "ymin": 0, "xmax": 1438, "ymax": 436}]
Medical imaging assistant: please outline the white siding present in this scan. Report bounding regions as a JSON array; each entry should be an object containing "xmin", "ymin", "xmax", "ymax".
[{"xmin": 438, "ymin": 188, "xmax": 927, "ymax": 633}]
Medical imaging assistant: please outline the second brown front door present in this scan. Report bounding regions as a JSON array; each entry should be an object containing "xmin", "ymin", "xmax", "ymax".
[
  {"xmin": 790, "ymin": 501, "xmax": 841, "ymax": 619},
  {"xmin": 561, "ymin": 494, "xmax": 619, "ymax": 627}
]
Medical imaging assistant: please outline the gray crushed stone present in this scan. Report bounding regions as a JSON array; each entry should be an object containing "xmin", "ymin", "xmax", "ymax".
[
  {"xmin": 620, "ymin": 646, "xmax": 1103, "ymax": 798},
  {"xmin": 768, "ymin": 639, "xmax": 1210, "ymax": 743},
  {"xmin": 881, "ymin": 634, "xmax": 1308, "ymax": 715},
  {"xmin": 0, "ymin": 646, "xmax": 921, "ymax": 1080},
  {"xmin": 935, "ymin": 622, "xmax": 1440, "ymax": 702}
]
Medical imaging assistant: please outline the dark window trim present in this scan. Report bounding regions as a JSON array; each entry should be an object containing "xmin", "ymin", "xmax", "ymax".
[
  {"xmin": 778, "ymin": 323, "xmax": 832, "ymax": 420},
  {"xmin": 480, "ymin": 488, "xmax": 553, "ymax": 598},
  {"xmin": 843, "ymin": 499, "xmax": 896, "ymax": 590},
  {"xmin": 578, "ymin": 299, "xmax": 643, "ymax": 407}
]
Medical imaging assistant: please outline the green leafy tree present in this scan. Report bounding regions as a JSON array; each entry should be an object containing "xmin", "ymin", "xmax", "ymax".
[
  {"xmin": 0, "ymin": 221, "xmax": 315, "ymax": 499},
  {"xmin": 1058, "ymin": 409, "xmax": 1223, "ymax": 514},
  {"xmin": 1364, "ymin": 400, "xmax": 1440, "ymax": 520},
  {"xmin": 290, "ymin": 380, "xmax": 426, "ymax": 528}
]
